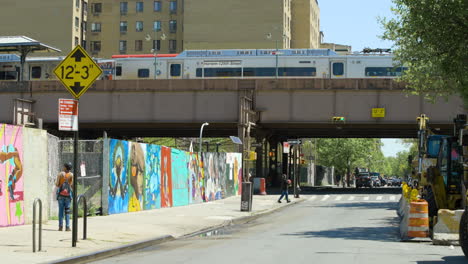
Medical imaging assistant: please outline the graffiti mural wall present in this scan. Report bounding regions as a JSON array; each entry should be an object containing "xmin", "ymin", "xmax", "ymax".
[
  {"xmin": 107, "ymin": 138, "xmax": 242, "ymax": 215},
  {"xmin": 108, "ymin": 139, "xmax": 130, "ymax": 214},
  {"xmin": 171, "ymin": 149, "xmax": 189, "ymax": 207},
  {"xmin": 0, "ymin": 124, "xmax": 24, "ymax": 227},
  {"xmin": 144, "ymin": 145, "xmax": 161, "ymax": 210}
]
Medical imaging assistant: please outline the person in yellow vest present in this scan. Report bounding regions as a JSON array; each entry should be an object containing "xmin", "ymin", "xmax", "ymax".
[{"xmin": 55, "ymin": 163, "xmax": 73, "ymax": 231}]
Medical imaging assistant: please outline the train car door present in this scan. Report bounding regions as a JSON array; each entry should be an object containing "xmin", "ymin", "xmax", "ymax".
[
  {"xmin": 168, "ymin": 61, "xmax": 183, "ymax": 79},
  {"xmin": 330, "ymin": 60, "xmax": 346, "ymax": 78}
]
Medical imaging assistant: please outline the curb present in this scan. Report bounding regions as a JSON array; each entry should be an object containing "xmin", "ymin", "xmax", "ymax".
[
  {"xmin": 48, "ymin": 197, "xmax": 304, "ymax": 264},
  {"xmin": 48, "ymin": 235, "xmax": 174, "ymax": 264}
]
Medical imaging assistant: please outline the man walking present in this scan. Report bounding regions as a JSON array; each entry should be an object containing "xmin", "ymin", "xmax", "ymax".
[
  {"xmin": 278, "ymin": 174, "xmax": 291, "ymax": 203},
  {"xmin": 56, "ymin": 162, "xmax": 73, "ymax": 231}
]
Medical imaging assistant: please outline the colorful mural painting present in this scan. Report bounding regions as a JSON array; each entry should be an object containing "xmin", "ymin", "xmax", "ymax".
[
  {"xmin": 0, "ymin": 124, "xmax": 24, "ymax": 227},
  {"xmin": 108, "ymin": 139, "xmax": 130, "ymax": 214},
  {"xmin": 107, "ymin": 138, "xmax": 242, "ymax": 215},
  {"xmin": 188, "ymin": 153, "xmax": 203, "ymax": 204},
  {"xmin": 128, "ymin": 142, "xmax": 146, "ymax": 212},
  {"xmin": 160, "ymin": 146, "xmax": 173, "ymax": 208},
  {"xmin": 171, "ymin": 149, "xmax": 189, "ymax": 207},
  {"xmin": 144, "ymin": 144, "xmax": 161, "ymax": 210}
]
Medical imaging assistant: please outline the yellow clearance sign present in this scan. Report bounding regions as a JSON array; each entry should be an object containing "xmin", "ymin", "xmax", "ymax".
[
  {"xmin": 372, "ymin": 108, "xmax": 386, "ymax": 118},
  {"xmin": 53, "ymin": 45, "xmax": 102, "ymax": 99}
]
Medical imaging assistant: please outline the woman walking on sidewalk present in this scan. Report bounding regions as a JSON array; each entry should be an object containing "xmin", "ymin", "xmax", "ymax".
[
  {"xmin": 278, "ymin": 174, "xmax": 291, "ymax": 203},
  {"xmin": 56, "ymin": 162, "xmax": 73, "ymax": 231}
]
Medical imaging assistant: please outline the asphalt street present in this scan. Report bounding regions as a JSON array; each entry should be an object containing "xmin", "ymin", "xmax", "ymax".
[{"xmin": 93, "ymin": 192, "xmax": 466, "ymax": 264}]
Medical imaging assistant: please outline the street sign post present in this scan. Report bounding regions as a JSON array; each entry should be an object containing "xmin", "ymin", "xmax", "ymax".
[
  {"xmin": 58, "ymin": 99, "xmax": 78, "ymax": 131},
  {"xmin": 54, "ymin": 45, "xmax": 101, "ymax": 247},
  {"xmin": 287, "ymin": 139, "xmax": 302, "ymax": 145},
  {"xmin": 53, "ymin": 45, "xmax": 102, "ymax": 99}
]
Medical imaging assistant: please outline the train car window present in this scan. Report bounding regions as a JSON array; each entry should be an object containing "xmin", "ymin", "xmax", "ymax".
[
  {"xmin": 203, "ymin": 68, "xmax": 242, "ymax": 77},
  {"xmin": 0, "ymin": 71, "xmax": 17, "ymax": 80},
  {"xmin": 170, "ymin": 64, "xmax": 181, "ymax": 77},
  {"xmin": 243, "ymin": 68, "xmax": 276, "ymax": 77},
  {"xmin": 137, "ymin": 68, "xmax": 150, "ymax": 78},
  {"xmin": 31, "ymin": 66, "xmax": 42, "ymax": 79},
  {"xmin": 365, "ymin": 67, "xmax": 407, "ymax": 77},
  {"xmin": 279, "ymin": 67, "xmax": 316, "ymax": 76},
  {"xmin": 116, "ymin": 66, "xmax": 122, "ymax": 76},
  {"xmin": 332, "ymin": 63, "xmax": 344, "ymax": 75},
  {"xmin": 196, "ymin": 68, "xmax": 203, "ymax": 77}
]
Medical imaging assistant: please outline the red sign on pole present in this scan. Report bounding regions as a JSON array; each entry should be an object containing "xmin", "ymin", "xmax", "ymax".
[{"xmin": 58, "ymin": 99, "xmax": 79, "ymax": 131}]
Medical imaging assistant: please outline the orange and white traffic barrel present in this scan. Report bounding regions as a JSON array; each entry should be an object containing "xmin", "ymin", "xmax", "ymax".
[
  {"xmin": 408, "ymin": 199, "xmax": 429, "ymax": 238},
  {"xmin": 260, "ymin": 178, "xmax": 267, "ymax": 195}
]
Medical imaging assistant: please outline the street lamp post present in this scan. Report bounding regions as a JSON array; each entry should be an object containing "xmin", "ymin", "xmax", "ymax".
[
  {"xmin": 146, "ymin": 29, "xmax": 166, "ymax": 79},
  {"xmin": 199, "ymin": 122, "xmax": 209, "ymax": 153}
]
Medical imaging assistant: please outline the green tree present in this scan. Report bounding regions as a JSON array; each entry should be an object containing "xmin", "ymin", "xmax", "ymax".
[
  {"xmin": 380, "ymin": 0, "xmax": 468, "ymax": 105},
  {"xmin": 316, "ymin": 138, "xmax": 384, "ymax": 181}
]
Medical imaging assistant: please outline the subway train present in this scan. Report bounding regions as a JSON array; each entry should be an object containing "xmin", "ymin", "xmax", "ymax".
[{"xmin": 0, "ymin": 49, "xmax": 405, "ymax": 81}]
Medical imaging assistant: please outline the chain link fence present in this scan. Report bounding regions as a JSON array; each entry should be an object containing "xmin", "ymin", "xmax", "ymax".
[{"xmin": 59, "ymin": 140, "xmax": 103, "ymax": 216}]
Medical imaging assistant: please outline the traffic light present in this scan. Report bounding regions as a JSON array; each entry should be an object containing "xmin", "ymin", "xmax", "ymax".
[{"xmin": 332, "ymin": 116, "xmax": 346, "ymax": 122}]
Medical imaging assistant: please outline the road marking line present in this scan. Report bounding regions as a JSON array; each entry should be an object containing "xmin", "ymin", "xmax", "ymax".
[
  {"xmin": 390, "ymin": 196, "xmax": 396, "ymax": 201},
  {"xmin": 363, "ymin": 196, "xmax": 369, "ymax": 201},
  {"xmin": 335, "ymin": 196, "xmax": 342, "ymax": 201},
  {"xmin": 321, "ymin": 195, "xmax": 330, "ymax": 201},
  {"xmin": 308, "ymin": 196, "xmax": 317, "ymax": 201},
  {"xmin": 348, "ymin": 196, "xmax": 355, "ymax": 201},
  {"xmin": 376, "ymin": 196, "xmax": 383, "ymax": 201}
]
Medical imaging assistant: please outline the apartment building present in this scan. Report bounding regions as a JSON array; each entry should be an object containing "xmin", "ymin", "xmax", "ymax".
[
  {"xmin": 0, "ymin": 0, "xmax": 87, "ymax": 56},
  {"xmin": 86, "ymin": 0, "xmax": 183, "ymax": 57},
  {"xmin": 291, "ymin": 0, "xmax": 320, "ymax": 49},
  {"xmin": 86, "ymin": 0, "xmax": 321, "ymax": 57}
]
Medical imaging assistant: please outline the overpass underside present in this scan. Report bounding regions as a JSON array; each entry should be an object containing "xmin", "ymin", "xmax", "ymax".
[{"xmin": 0, "ymin": 79, "xmax": 464, "ymax": 139}]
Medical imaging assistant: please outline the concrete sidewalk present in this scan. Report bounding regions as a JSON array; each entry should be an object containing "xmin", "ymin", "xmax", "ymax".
[{"xmin": 0, "ymin": 195, "xmax": 302, "ymax": 264}]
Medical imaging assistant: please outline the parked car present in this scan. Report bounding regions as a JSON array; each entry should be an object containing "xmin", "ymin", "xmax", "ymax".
[
  {"xmin": 370, "ymin": 172, "xmax": 385, "ymax": 186},
  {"xmin": 371, "ymin": 176, "xmax": 381, "ymax": 187},
  {"xmin": 356, "ymin": 173, "xmax": 373, "ymax": 188}
]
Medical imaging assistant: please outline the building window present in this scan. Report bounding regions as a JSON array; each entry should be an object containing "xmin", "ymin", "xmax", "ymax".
[
  {"xmin": 75, "ymin": 17, "xmax": 79, "ymax": 28},
  {"xmin": 75, "ymin": 0, "xmax": 80, "ymax": 9},
  {"xmin": 31, "ymin": 66, "xmax": 42, "ymax": 79},
  {"xmin": 91, "ymin": 41, "xmax": 101, "ymax": 52},
  {"xmin": 135, "ymin": 40, "xmax": 143, "ymax": 51},
  {"xmin": 136, "ymin": 21, "xmax": 143, "ymax": 32},
  {"xmin": 75, "ymin": 37, "xmax": 79, "ymax": 46},
  {"xmin": 153, "ymin": 21, "xmax": 161, "ymax": 31},
  {"xmin": 169, "ymin": 20, "xmax": 177, "ymax": 33},
  {"xmin": 119, "ymin": 40, "xmax": 127, "ymax": 53},
  {"xmin": 92, "ymin": 3, "xmax": 102, "ymax": 13},
  {"xmin": 83, "ymin": 1, "xmax": 88, "ymax": 14},
  {"xmin": 169, "ymin": 40, "xmax": 176, "ymax": 52},
  {"xmin": 120, "ymin": 21, "xmax": 127, "ymax": 32},
  {"xmin": 136, "ymin": 2, "xmax": 144, "ymax": 12},
  {"xmin": 154, "ymin": 1, "xmax": 161, "ymax": 11},
  {"xmin": 170, "ymin": 1, "xmax": 177, "ymax": 13},
  {"xmin": 120, "ymin": 2, "xmax": 128, "ymax": 14},
  {"xmin": 91, "ymin": 23, "xmax": 101, "ymax": 32},
  {"xmin": 153, "ymin": 40, "xmax": 161, "ymax": 51},
  {"xmin": 138, "ymin": 69, "xmax": 150, "ymax": 78}
]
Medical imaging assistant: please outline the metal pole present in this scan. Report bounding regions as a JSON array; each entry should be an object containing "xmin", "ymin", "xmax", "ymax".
[
  {"xmin": 275, "ymin": 40, "xmax": 279, "ymax": 78},
  {"xmin": 32, "ymin": 198, "xmax": 42, "ymax": 252},
  {"xmin": 72, "ymin": 101, "xmax": 79, "ymax": 247},
  {"xmin": 154, "ymin": 30, "xmax": 157, "ymax": 79},
  {"xmin": 199, "ymin": 123, "xmax": 209, "ymax": 153}
]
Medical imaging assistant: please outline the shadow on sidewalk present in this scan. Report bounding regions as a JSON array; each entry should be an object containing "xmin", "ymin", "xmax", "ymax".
[
  {"xmin": 281, "ymin": 225, "xmax": 400, "ymax": 242},
  {"xmin": 306, "ymin": 201, "xmax": 398, "ymax": 211},
  {"xmin": 416, "ymin": 256, "xmax": 467, "ymax": 264}
]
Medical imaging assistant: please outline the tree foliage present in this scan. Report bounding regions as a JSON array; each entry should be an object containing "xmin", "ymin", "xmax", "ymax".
[
  {"xmin": 316, "ymin": 138, "xmax": 385, "ymax": 177},
  {"xmin": 380, "ymin": 0, "xmax": 468, "ymax": 105}
]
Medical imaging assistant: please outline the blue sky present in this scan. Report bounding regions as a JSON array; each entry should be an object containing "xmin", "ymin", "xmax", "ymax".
[
  {"xmin": 319, "ymin": 0, "xmax": 405, "ymax": 157},
  {"xmin": 381, "ymin": 139, "xmax": 409, "ymax": 157},
  {"xmin": 319, "ymin": 0, "xmax": 395, "ymax": 52}
]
